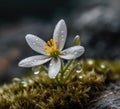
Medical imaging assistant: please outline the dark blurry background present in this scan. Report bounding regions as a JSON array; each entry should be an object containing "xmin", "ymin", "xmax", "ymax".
[{"xmin": 0, "ymin": 0, "xmax": 120, "ymax": 84}]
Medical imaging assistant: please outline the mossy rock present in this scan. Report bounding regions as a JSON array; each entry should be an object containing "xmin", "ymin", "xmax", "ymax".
[{"xmin": 0, "ymin": 59, "xmax": 120, "ymax": 109}]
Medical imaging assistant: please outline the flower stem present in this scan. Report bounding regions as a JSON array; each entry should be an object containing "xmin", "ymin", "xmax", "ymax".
[
  {"xmin": 58, "ymin": 60, "xmax": 73, "ymax": 82},
  {"xmin": 60, "ymin": 58, "xmax": 64, "ymax": 81},
  {"xmin": 64, "ymin": 65, "xmax": 78, "ymax": 83},
  {"xmin": 41, "ymin": 65, "xmax": 48, "ymax": 73},
  {"xmin": 63, "ymin": 60, "xmax": 73, "ymax": 73}
]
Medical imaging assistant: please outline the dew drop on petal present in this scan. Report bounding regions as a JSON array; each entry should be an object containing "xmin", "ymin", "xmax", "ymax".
[
  {"xmin": 36, "ymin": 38, "xmax": 39, "ymax": 41},
  {"xmin": 31, "ymin": 62, "xmax": 34, "ymax": 64},
  {"xmin": 49, "ymin": 63, "xmax": 52, "ymax": 66},
  {"xmin": 74, "ymin": 52, "xmax": 78, "ymax": 55},
  {"xmin": 61, "ymin": 35, "xmax": 64, "ymax": 37},
  {"xmin": 61, "ymin": 31, "xmax": 64, "ymax": 34}
]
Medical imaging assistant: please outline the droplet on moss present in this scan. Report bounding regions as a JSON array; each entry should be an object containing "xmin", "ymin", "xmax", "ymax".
[
  {"xmin": 87, "ymin": 59, "xmax": 95, "ymax": 65},
  {"xmin": 20, "ymin": 81, "xmax": 28, "ymax": 87},
  {"xmin": 12, "ymin": 77, "xmax": 21, "ymax": 83},
  {"xmin": 34, "ymin": 71, "xmax": 40, "ymax": 75}
]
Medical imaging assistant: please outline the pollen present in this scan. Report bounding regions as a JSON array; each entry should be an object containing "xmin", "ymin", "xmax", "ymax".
[{"xmin": 44, "ymin": 39, "xmax": 59, "ymax": 57}]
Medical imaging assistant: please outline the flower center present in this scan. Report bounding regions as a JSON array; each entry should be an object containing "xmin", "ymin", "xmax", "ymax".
[{"xmin": 44, "ymin": 39, "xmax": 59, "ymax": 57}]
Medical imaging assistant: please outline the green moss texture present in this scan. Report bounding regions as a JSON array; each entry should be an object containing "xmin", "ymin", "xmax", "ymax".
[{"xmin": 0, "ymin": 59, "xmax": 120, "ymax": 109}]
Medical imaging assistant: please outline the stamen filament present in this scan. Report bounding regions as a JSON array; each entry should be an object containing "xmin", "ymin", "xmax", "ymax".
[{"xmin": 44, "ymin": 39, "xmax": 59, "ymax": 57}]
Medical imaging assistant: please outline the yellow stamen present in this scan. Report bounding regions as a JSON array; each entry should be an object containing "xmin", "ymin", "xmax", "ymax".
[{"xmin": 44, "ymin": 39, "xmax": 59, "ymax": 57}]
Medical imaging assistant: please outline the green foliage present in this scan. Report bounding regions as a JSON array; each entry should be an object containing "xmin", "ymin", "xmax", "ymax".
[{"xmin": 0, "ymin": 59, "xmax": 120, "ymax": 109}]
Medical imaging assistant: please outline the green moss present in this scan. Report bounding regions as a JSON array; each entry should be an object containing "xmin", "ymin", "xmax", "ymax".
[{"xmin": 0, "ymin": 59, "xmax": 120, "ymax": 109}]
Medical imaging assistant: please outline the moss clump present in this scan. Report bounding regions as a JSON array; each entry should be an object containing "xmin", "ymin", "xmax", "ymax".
[{"xmin": 0, "ymin": 59, "xmax": 120, "ymax": 109}]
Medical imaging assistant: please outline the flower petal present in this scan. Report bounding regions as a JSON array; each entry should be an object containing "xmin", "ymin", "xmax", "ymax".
[
  {"xmin": 60, "ymin": 46, "xmax": 85, "ymax": 60},
  {"xmin": 53, "ymin": 19, "xmax": 67, "ymax": 51},
  {"xmin": 18, "ymin": 55, "xmax": 51, "ymax": 67},
  {"xmin": 48, "ymin": 58, "xmax": 61, "ymax": 78},
  {"xmin": 26, "ymin": 34, "xmax": 47, "ymax": 55}
]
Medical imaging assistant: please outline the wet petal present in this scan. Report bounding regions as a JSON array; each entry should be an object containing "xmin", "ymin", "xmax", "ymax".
[
  {"xmin": 60, "ymin": 46, "xmax": 85, "ymax": 60},
  {"xmin": 53, "ymin": 19, "xmax": 67, "ymax": 51},
  {"xmin": 48, "ymin": 58, "xmax": 61, "ymax": 78},
  {"xmin": 18, "ymin": 55, "xmax": 51, "ymax": 67},
  {"xmin": 26, "ymin": 34, "xmax": 47, "ymax": 55}
]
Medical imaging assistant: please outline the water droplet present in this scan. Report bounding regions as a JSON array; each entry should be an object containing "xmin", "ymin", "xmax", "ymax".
[
  {"xmin": 76, "ymin": 63, "xmax": 82, "ymax": 73},
  {"xmin": 32, "ymin": 66, "xmax": 41, "ymax": 72},
  {"xmin": 87, "ymin": 59, "xmax": 94, "ymax": 65},
  {"xmin": 61, "ymin": 31, "xmax": 64, "ymax": 34},
  {"xmin": 61, "ymin": 35, "xmax": 64, "ymax": 37},
  {"xmin": 13, "ymin": 77, "xmax": 21, "ymax": 83},
  {"xmin": 74, "ymin": 52, "xmax": 78, "ymax": 55},
  {"xmin": 52, "ymin": 76, "xmax": 55, "ymax": 79},
  {"xmin": 28, "ymin": 79, "xmax": 34, "ymax": 84},
  {"xmin": 100, "ymin": 64, "xmax": 106, "ymax": 69},
  {"xmin": 36, "ymin": 38, "xmax": 39, "ymax": 41},
  {"xmin": 31, "ymin": 62, "xmax": 34, "ymax": 64},
  {"xmin": 50, "ymin": 63, "xmax": 52, "ymax": 66},
  {"xmin": 62, "ymin": 38, "xmax": 64, "ymax": 41},
  {"xmin": 76, "ymin": 69, "xmax": 82, "ymax": 73},
  {"xmin": 21, "ymin": 81, "xmax": 28, "ymax": 87},
  {"xmin": 78, "ymin": 75, "xmax": 83, "ymax": 79},
  {"xmin": 62, "ymin": 52, "xmax": 66, "ymax": 55},
  {"xmin": 34, "ymin": 71, "xmax": 40, "ymax": 75}
]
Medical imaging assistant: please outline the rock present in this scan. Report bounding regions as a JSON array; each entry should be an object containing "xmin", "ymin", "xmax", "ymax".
[{"xmin": 87, "ymin": 82, "xmax": 120, "ymax": 109}]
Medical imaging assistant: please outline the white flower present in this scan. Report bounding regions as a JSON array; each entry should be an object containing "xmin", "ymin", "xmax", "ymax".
[{"xmin": 18, "ymin": 19, "xmax": 85, "ymax": 78}]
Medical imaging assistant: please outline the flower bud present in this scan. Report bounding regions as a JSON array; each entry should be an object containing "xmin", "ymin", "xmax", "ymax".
[{"xmin": 73, "ymin": 35, "xmax": 80, "ymax": 45}]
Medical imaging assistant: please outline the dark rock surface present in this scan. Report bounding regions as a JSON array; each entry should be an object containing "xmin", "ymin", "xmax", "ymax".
[{"xmin": 87, "ymin": 82, "xmax": 120, "ymax": 109}]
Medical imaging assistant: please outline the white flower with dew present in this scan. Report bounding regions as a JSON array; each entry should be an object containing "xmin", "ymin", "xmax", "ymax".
[{"xmin": 18, "ymin": 19, "xmax": 85, "ymax": 78}]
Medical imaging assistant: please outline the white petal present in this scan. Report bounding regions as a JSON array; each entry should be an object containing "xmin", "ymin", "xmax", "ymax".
[
  {"xmin": 53, "ymin": 19, "xmax": 67, "ymax": 51},
  {"xmin": 48, "ymin": 58, "xmax": 61, "ymax": 78},
  {"xmin": 60, "ymin": 46, "xmax": 85, "ymax": 60},
  {"xmin": 18, "ymin": 55, "xmax": 51, "ymax": 67},
  {"xmin": 26, "ymin": 34, "xmax": 47, "ymax": 55}
]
